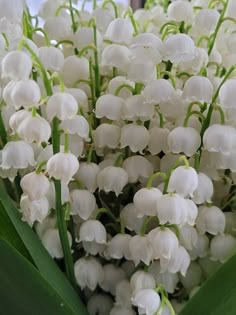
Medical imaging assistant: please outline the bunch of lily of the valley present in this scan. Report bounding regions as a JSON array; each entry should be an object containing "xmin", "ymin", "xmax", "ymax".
[{"xmin": 0, "ymin": 0, "xmax": 236, "ymax": 314}]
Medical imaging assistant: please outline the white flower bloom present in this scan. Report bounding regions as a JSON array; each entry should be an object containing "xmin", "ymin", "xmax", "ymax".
[
  {"xmin": 148, "ymin": 127, "xmax": 170, "ymax": 155},
  {"xmin": 97, "ymin": 166, "xmax": 128, "ymax": 196},
  {"xmin": 219, "ymin": 79, "xmax": 236, "ymax": 109},
  {"xmin": 210, "ymin": 234, "xmax": 236, "ymax": 263},
  {"xmin": 60, "ymin": 134, "xmax": 84, "ymax": 158},
  {"xmin": 123, "ymin": 95, "xmax": 154, "ymax": 122},
  {"xmin": 130, "ymin": 271, "xmax": 156, "ymax": 295},
  {"xmin": 92, "ymin": 7, "xmax": 114, "ymax": 34},
  {"xmin": 108, "ymin": 76, "xmax": 135, "ymax": 99},
  {"xmin": 66, "ymin": 88, "xmax": 89, "ymax": 113},
  {"xmin": 168, "ymin": 126, "xmax": 201, "ymax": 156},
  {"xmin": 134, "ymin": 187, "xmax": 162, "ymax": 217},
  {"xmin": 74, "ymin": 26, "xmax": 103, "ymax": 52},
  {"xmin": 142, "ymin": 79, "xmax": 175, "ymax": 105},
  {"xmin": 104, "ymin": 18, "xmax": 134, "ymax": 44},
  {"xmin": 160, "ymin": 245, "xmax": 191, "ymax": 276},
  {"xmin": 131, "ymin": 289, "xmax": 161, "ymax": 315},
  {"xmin": 196, "ymin": 205, "xmax": 225, "ymax": 235},
  {"xmin": 99, "ymin": 264, "xmax": 126, "ymax": 295},
  {"xmin": 194, "ymin": 9, "xmax": 220, "ymax": 36},
  {"xmin": 87, "ymin": 294, "xmax": 113, "ymax": 315},
  {"xmin": 157, "ymin": 193, "xmax": 188, "ymax": 225},
  {"xmin": 74, "ymin": 257, "xmax": 104, "ymax": 290},
  {"xmin": 185, "ymin": 199, "xmax": 198, "ymax": 226},
  {"xmin": 203, "ymin": 124, "xmax": 236, "ymax": 155},
  {"xmin": 46, "ymin": 92, "xmax": 78, "ymax": 121},
  {"xmin": 101, "ymin": 44, "xmax": 132, "ymax": 70},
  {"xmin": 179, "ymin": 262, "xmax": 202, "ymax": 291},
  {"xmin": 105, "ymin": 233, "xmax": 132, "ymax": 260},
  {"xmin": 20, "ymin": 195, "xmax": 49, "ymax": 226},
  {"xmin": 190, "ymin": 234, "xmax": 210, "ymax": 259},
  {"xmin": 70, "ymin": 189, "xmax": 96, "ymax": 220},
  {"xmin": 120, "ymin": 124, "xmax": 149, "ymax": 154},
  {"xmin": 179, "ymin": 47, "xmax": 208, "ymax": 74},
  {"xmin": 46, "ymin": 181, "xmax": 69, "ymax": 210},
  {"xmin": 162, "ymin": 34, "xmax": 195, "ymax": 64},
  {"xmin": 120, "ymin": 203, "xmax": 145, "ymax": 234},
  {"xmin": 93, "ymin": 123, "xmax": 121, "ymax": 149},
  {"xmin": 0, "ymin": 0, "xmax": 23, "ymax": 22},
  {"xmin": 38, "ymin": 46, "xmax": 64, "ymax": 72},
  {"xmin": 95, "ymin": 94, "xmax": 124, "ymax": 120},
  {"xmin": 61, "ymin": 56, "xmax": 89, "ymax": 87},
  {"xmin": 167, "ymin": 0, "xmax": 193, "ymax": 23},
  {"xmin": 46, "ymin": 152, "xmax": 79, "ymax": 183},
  {"xmin": 147, "ymin": 227, "xmax": 179, "ymax": 260},
  {"xmin": 9, "ymin": 109, "xmax": 31, "ymax": 133},
  {"xmin": 126, "ymin": 59, "xmax": 156, "ymax": 84},
  {"xmin": 10, "ymin": 80, "xmax": 41, "ymax": 109},
  {"xmin": 20, "ymin": 172, "xmax": 50, "ymax": 200},
  {"xmin": 179, "ymin": 225, "xmax": 198, "ymax": 251},
  {"xmin": 192, "ymin": 172, "xmax": 214, "ymax": 204},
  {"xmin": 182, "ymin": 76, "xmax": 214, "ymax": 103},
  {"xmin": 44, "ymin": 16, "xmax": 72, "ymax": 41},
  {"xmin": 1, "ymin": 140, "xmax": 35, "ymax": 169},
  {"xmin": 168, "ymin": 166, "xmax": 198, "ymax": 197},
  {"xmin": 41, "ymin": 228, "xmax": 72, "ymax": 259},
  {"xmin": 1, "ymin": 50, "xmax": 32, "ymax": 80},
  {"xmin": 60, "ymin": 115, "xmax": 89, "ymax": 140},
  {"xmin": 75, "ymin": 162, "xmax": 100, "ymax": 193},
  {"xmin": 129, "ymin": 235, "xmax": 153, "ymax": 266},
  {"xmin": 79, "ymin": 219, "xmax": 107, "ymax": 244},
  {"xmin": 115, "ymin": 279, "xmax": 132, "ymax": 307},
  {"xmin": 123, "ymin": 156, "xmax": 154, "ymax": 183},
  {"xmin": 82, "ymin": 241, "xmax": 106, "ymax": 256},
  {"xmin": 17, "ymin": 114, "xmax": 51, "ymax": 145}
]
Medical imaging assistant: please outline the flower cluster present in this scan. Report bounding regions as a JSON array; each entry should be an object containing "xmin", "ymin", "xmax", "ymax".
[{"xmin": 0, "ymin": 0, "xmax": 236, "ymax": 314}]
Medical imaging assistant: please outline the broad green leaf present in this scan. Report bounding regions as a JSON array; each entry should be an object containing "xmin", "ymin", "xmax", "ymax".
[
  {"xmin": 0, "ymin": 187, "xmax": 88, "ymax": 315},
  {"xmin": 179, "ymin": 254, "xmax": 236, "ymax": 315},
  {"xmin": 0, "ymin": 238, "xmax": 78, "ymax": 315}
]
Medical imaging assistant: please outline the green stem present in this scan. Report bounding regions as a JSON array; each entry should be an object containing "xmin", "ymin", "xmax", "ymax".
[
  {"xmin": 55, "ymin": 40, "xmax": 74, "ymax": 48},
  {"xmin": 87, "ymin": 145, "xmax": 94, "ymax": 163},
  {"xmin": 214, "ymin": 105, "xmax": 225, "ymax": 124},
  {"xmin": 50, "ymin": 72, "xmax": 65, "ymax": 92},
  {"xmin": 89, "ymin": 58, "xmax": 96, "ymax": 108},
  {"xmin": 64, "ymin": 133, "xmax": 70, "ymax": 153},
  {"xmin": 92, "ymin": 207, "xmax": 118, "ymax": 222},
  {"xmin": 140, "ymin": 216, "xmax": 159, "ymax": 236},
  {"xmin": 114, "ymin": 154, "xmax": 124, "ymax": 167},
  {"xmin": 92, "ymin": 22, "xmax": 100, "ymax": 99},
  {"xmin": 31, "ymin": 28, "xmax": 50, "ymax": 46},
  {"xmin": 0, "ymin": 110, "xmax": 7, "ymax": 148},
  {"xmin": 69, "ymin": 0, "xmax": 77, "ymax": 33},
  {"xmin": 102, "ymin": 0, "xmax": 118, "ymax": 18},
  {"xmin": 183, "ymin": 110, "xmax": 205, "ymax": 127},
  {"xmin": 114, "ymin": 84, "xmax": 135, "ymax": 96},
  {"xmin": 36, "ymin": 161, "xmax": 47, "ymax": 174},
  {"xmin": 146, "ymin": 172, "xmax": 166, "ymax": 189}
]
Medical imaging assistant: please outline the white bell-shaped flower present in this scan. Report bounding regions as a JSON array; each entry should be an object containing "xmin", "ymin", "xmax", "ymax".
[
  {"xmin": 20, "ymin": 171, "xmax": 50, "ymax": 200},
  {"xmin": 123, "ymin": 156, "xmax": 154, "ymax": 183},
  {"xmin": 46, "ymin": 181, "xmax": 69, "ymax": 210},
  {"xmin": 142, "ymin": 79, "xmax": 175, "ymax": 105},
  {"xmin": 70, "ymin": 189, "xmax": 96, "ymax": 220},
  {"xmin": 167, "ymin": 166, "xmax": 198, "ymax": 197},
  {"xmin": 162, "ymin": 34, "xmax": 195, "ymax": 64},
  {"xmin": 192, "ymin": 172, "xmax": 214, "ymax": 204},
  {"xmin": 20, "ymin": 195, "xmax": 49, "ymax": 226},
  {"xmin": 104, "ymin": 18, "xmax": 134, "ymax": 44},
  {"xmin": 120, "ymin": 124, "xmax": 149, "ymax": 154},
  {"xmin": 126, "ymin": 59, "xmax": 156, "ymax": 84},
  {"xmin": 0, "ymin": 0, "xmax": 23, "ymax": 22},
  {"xmin": 1, "ymin": 50, "xmax": 32, "ymax": 80},
  {"xmin": 190, "ymin": 233, "xmax": 209, "ymax": 259},
  {"xmin": 185, "ymin": 199, "xmax": 198, "ymax": 226},
  {"xmin": 44, "ymin": 16, "xmax": 72, "ymax": 41},
  {"xmin": 129, "ymin": 235, "xmax": 153, "ymax": 266},
  {"xmin": 160, "ymin": 245, "xmax": 191, "ymax": 276},
  {"xmin": 182, "ymin": 76, "xmax": 213, "ymax": 103},
  {"xmin": 10, "ymin": 80, "xmax": 41, "ymax": 109},
  {"xmin": 115, "ymin": 279, "xmax": 132, "ymax": 307},
  {"xmin": 79, "ymin": 219, "xmax": 107, "ymax": 244},
  {"xmin": 92, "ymin": 7, "xmax": 114, "ymax": 34},
  {"xmin": 168, "ymin": 126, "xmax": 201, "ymax": 156},
  {"xmin": 74, "ymin": 257, "xmax": 104, "ymax": 290},
  {"xmin": 178, "ymin": 47, "xmax": 208, "ymax": 74},
  {"xmin": 95, "ymin": 94, "xmax": 124, "ymax": 121},
  {"xmin": 99, "ymin": 264, "xmax": 126, "ymax": 295},
  {"xmin": 60, "ymin": 115, "xmax": 89, "ymax": 140},
  {"xmin": 66, "ymin": 88, "xmax": 89, "ymax": 113},
  {"xmin": 93, "ymin": 123, "xmax": 120, "ymax": 149},
  {"xmin": 17, "ymin": 114, "xmax": 51, "ymax": 145},
  {"xmin": 97, "ymin": 166, "xmax": 128, "ymax": 196},
  {"xmin": 46, "ymin": 152, "xmax": 79, "ymax": 184},
  {"xmin": 196, "ymin": 205, "xmax": 225, "ymax": 235},
  {"xmin": 133, "ymin": 187, "xmax": 162, "ymax": 217},
  {"xmin": 108, "ymin": 76, "xmax": 135, "ymax": 100},
  {"xmin": 147, "ymin": 227, "xmax": 179, "ymax": 260},
  {"xmin": 75, "ymin": 162, "xmax": 99, "ymax": 193},
  {"xmin": 130, "ymin": 271, "xmax": 156, "ymax": 295},
  {"xmin": 167, "ymin": 0, "xmax": 193, "ymax": 23},
  {"xmin": 157, "ymin": 193, "xmax": 188, "ymax": 225},
  {"xmin": 210, "ymin": 234, "xmax": 236, "ymax": 263},
  {"xmin": 120, "ymin": 203, "xmax": 145, "ymax": 234},
  {"xmin": 61, "ymin": 56, "xmax": 89, "ymax": 87},
  {"xmin": 60, "ymin": 134, "xmax": 84, "ymax": 158},
  {"xmin": 41, "ymin": 228, "xmax": 72, "ymax": 259},
  {"xmin": 131, "ymin": 289, "xmax": 161, "ymax": 315},
  {"xmin": 87, "ymin": 294, "xmax": 113, "ymax": 315},
  {"xmin": 148, "ymin": 127, "xmax": 170, "ymax": 155},
  {"xmin": 74, "ymin": 26, "xmax": 103, "ymax": 52},
  {"xmin": 38, "ymin": 46, "xmax": 64, "ymax": 72},
  {"xmin": 105, "ymin": 233, "xmax": 132, "ymax": 260},
  {"xmin": 123, "ymin": 95, "xmax": 154, "ymax": 122},
  {"xmin": 194, "ymin": 9, "xmax": 220, "ymax": 36},
  {"xmin": 101, "ymin": 44, "xmax": 132, "ymax": 70},
  {"xmin": 46, "ymin": 92, "xmax": 78, "ymax": 121},
  {"xmin": 179, "ymin": 225, "xmax": 198, "ymax": 251},
  {"xmin": 9, "ymin": 109, "xmax": 31, "ymax": 133},
  {"xmin": 1, "ymin": 140, "xmax": 35, "ymax": 169},
  {"xmin": 179, "ymin": 262, "xmax": 202, "ymax": 291},
  {"xmin": 203, "ymin": 124, "xmax": 236, "ymax": 155},
  {"xmin": 82, "ymin": 240, "xmax": 106, "ymax": 256},
  {"xmin": 219, "ymin": 79, "xmax": 236, "ymax": 109}
]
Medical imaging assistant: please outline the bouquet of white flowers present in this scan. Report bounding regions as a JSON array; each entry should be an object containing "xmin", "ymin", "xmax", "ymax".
[{"xmin": 0, "ymin": 0, "xmax": 236, "ymax": 314}]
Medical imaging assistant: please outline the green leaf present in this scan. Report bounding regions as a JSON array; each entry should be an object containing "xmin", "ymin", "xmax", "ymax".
[
  {"xmin": 0, "ymin": 187, "xmax": 88, "ymax": 315},
  {"xmin": 179, "ymin": 254, "xmax": 236, "ymax": 315},
  {"xmin": 0, "ymin": 238, "xmax": 78, "ymax": 315}
]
